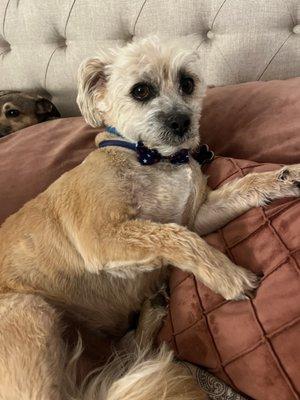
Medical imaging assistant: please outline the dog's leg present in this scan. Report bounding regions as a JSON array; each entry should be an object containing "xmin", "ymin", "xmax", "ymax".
[
  {"xmin": 95, "ymin": 219, "xmax": 258, "ymax": 300},
  {"xmin": 79, "ymin": 291, "xmax": 208, "ymax": 400},
  {"xmin": 0, "ymin": 293, "xmax": 67, "ymax": 400},
  {"xmin": 195, "ymin": 164, "xmax": 300, "ymax": 236},
  {"xmin": 134, "ymin": 286, "xmax": 168, "ymax": 349}
]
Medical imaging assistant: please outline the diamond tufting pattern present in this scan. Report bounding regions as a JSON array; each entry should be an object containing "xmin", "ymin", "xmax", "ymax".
[
  {"xmin": 0, "ymin": 0, "xmax": 299, "ymax": 116},
  {"xmin": 159, "ymin": 157, "xmax": 300, "ymax": 400}
]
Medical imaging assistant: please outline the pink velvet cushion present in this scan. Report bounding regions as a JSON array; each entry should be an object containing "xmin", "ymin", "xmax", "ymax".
[
  {"xmin": 201, "ymin": 77, "xmax": 300, "ymax": 164},
  {"xmin": 159, "ymin": 157, "xmax": 300, "ymax": 400},
  {"xmin": 0, "ymin": 117, "xmax": 98, "ymax": 225}
]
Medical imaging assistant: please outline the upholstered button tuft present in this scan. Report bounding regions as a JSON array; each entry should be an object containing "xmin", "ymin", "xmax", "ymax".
[
  {"xmin": 206, "ymin": 30, "xmax": 215, "ymax": 40},
  {"xmin": 55, "ymin": 35, "xmax": 67, "ymax": 47},
  {"xmin": 0, "ymin": 39, "xmax": 10, "ymax": 50},
  {"xmin": 292, "ymin": 25, "xmax": 300, "ymax": 34},
  {"xmin": 4, "ymin": 43, "xmax": 11, "ymax": 52}
]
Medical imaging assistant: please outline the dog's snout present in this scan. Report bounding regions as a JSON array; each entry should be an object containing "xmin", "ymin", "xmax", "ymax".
[
  {"xmin": 166, "ymin": 114, "xmax": 191, "ymax": 136},
  {"xmin": 0, "ymin": 125, "xmax": 12, "ymax": 138}
]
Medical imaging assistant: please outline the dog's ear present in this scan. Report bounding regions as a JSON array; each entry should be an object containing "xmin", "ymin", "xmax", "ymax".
[
  {"xmin": 35, "ymin": 98, "xmax": 61, "ymax": 121},
  {"xmin": 77, "ymin": 55, "xmax": 113, "ymax": 128},
  {"xmin": 36, "ymin": 98, "xmax": 53, "ymax": 114}
]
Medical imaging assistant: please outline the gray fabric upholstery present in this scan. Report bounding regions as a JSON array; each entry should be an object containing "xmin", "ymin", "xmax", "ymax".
[{"xmin": 0, "ymin": 0, "xmax": 299, "ymax": 116}]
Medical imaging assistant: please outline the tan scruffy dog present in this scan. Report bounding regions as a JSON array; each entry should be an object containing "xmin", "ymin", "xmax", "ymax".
[{"xmin": 0, "ymin": 36, "xmax": 300, "ymax": 399}]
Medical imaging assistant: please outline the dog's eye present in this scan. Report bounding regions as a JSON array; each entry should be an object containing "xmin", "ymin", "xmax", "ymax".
[
  {"xmin": 131, "ymin": 83, "xmax": 154, "ymax": 102},
  {"xmin": 180, "ymin": 77, "xmax": 195, "ymax": 95},
  {"xmin": 5, "ymin": 109, "xmax": 20, "ymax": 118}
]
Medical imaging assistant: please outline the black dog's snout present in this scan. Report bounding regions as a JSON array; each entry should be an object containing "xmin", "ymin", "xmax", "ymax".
[{"xmin": 166, "ymin": 113, "xmax": 191, "ymax": 137}]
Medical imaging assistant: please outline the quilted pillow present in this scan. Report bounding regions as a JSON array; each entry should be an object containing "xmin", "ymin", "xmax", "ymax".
[
  {"xmin": 200, "ymin": 77, "xmax": 300, "ymax": 164},
  {"xmin": 0, "ymin": 117, "xmax": 98, "ymax": 225},
  {"xmin": 159, "ymin": 157, "xmax": 300, "ymax": 400}
]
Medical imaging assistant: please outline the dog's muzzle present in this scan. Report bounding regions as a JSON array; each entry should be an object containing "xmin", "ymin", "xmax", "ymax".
[{"xmin": 0, "ymin": 125, "xmax": 12, "ymax": 137}]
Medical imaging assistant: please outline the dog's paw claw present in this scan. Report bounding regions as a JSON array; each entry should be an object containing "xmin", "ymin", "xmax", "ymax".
[
  {"xmin": 278, "ymin": 168, "xmax": 290, "ymax": 181},
  {"xmin": 264, "ymin": 196, "xmax": 272, "ymax": 205},
  {"xmin": 225, "ymin": 270, "xmax": 260, "ymax": 301},
  {"xmin": 244, "ymin": 288, "xmax": 258, "ymax": 300},
  {"xmin": 277, "ymin": 166, "xmax": 300, "ymax": 185},
  {"xmin": 293, "ymin": 180, "xmax": 300, "ymax": 189},
  {"xmin": 231, "ymin": 286, "xmax": 259, "ymax": 301},
  {"xmin": 150, "ymin": 284, "xmax": 169, "ymax": 309},
  {"xmin": 150, "ymin": 292, "xmax": 168, "ymax": 308}
]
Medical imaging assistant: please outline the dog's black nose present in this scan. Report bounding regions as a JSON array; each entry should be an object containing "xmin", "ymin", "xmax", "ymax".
[{"xmin": 166, "ymin": 114, "xmax": 191, "ymax": 137}]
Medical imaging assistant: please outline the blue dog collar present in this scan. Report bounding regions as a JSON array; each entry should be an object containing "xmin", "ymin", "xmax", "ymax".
[
  {"xmin": 99, "ymin": 126, "xmax": 190, "ymax": 166},
  {"xmin": 105, "ymin": 126, "xmax": 120, "ymax": 136},
  {"xmin": 99, "ymin": 126, "xmax": 214, "ymax": 166}
]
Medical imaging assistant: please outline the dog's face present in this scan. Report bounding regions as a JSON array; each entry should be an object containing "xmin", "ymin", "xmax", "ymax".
[
  {"xmin": 0, "ymin": 92, "xmax": 61, "ymax": 138},
  {"xmin": 77, "ymin": 37, "xmax": 206, "ymax": 155}
]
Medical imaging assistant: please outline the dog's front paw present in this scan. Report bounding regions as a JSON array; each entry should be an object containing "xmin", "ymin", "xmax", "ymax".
[
  {"xmin": 255, "ymin": 165, "xmax": 300, "ymax": 206},
  {"xmin": 276, "ymin": 165, "xmax": 300, "ymax": 195},
  {"xmin": 267, "ymin": 165, "xmax": 300, "ymax": 201},
  {"xmin": 219, "ymin": 266, "xmax": 260, "ymax": 301}
]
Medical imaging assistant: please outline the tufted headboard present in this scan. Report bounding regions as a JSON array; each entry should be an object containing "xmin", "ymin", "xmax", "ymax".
[{"xmin": 0, "ymin": 0, "xmax": 299, "ymax": 116}]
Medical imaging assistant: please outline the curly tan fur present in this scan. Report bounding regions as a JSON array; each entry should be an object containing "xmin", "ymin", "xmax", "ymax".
[{"xmin": 64, "ymin": 295, "xmax": 207, "ymax": 400}]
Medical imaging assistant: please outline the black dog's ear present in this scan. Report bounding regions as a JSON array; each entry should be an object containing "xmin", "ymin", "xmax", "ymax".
[{"xmin": 35, "ymin": 98, "xmax": 61, "ymax": 120}]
